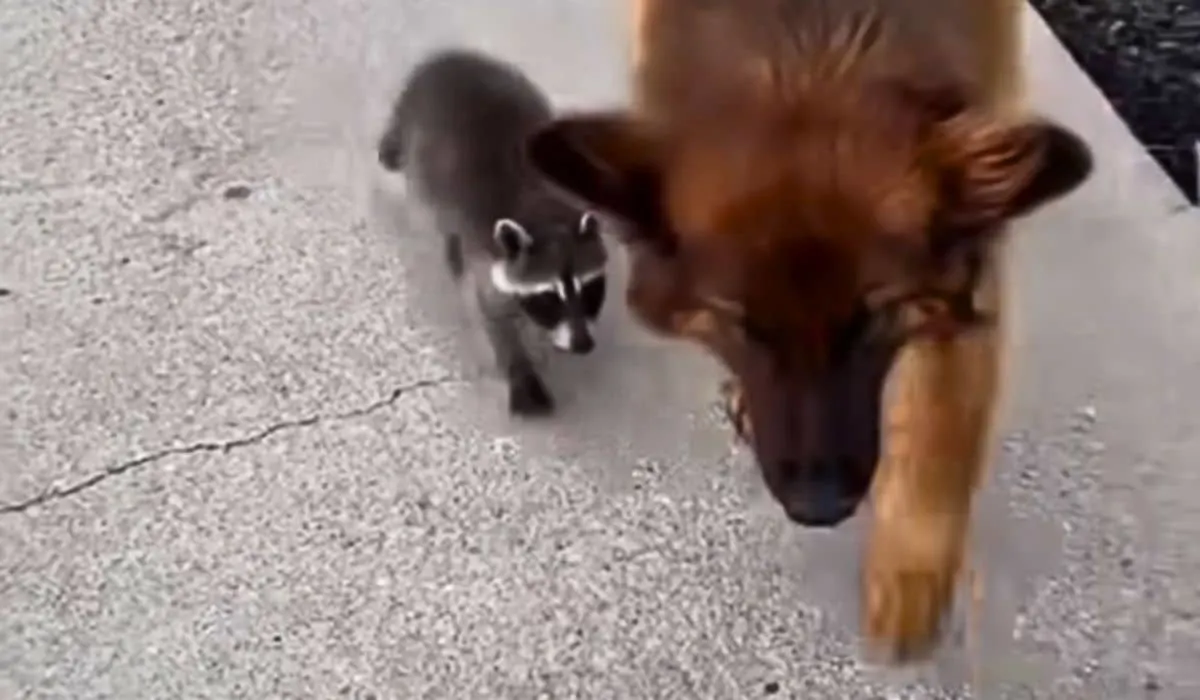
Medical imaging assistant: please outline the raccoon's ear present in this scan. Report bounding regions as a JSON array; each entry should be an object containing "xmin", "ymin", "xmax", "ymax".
[
  {"xmin": 526, "ymin": 111, "xmax": 667, "ymax": 244},
  {"xmin": 577, "ymin": 211, "xmax": 600, "ymax": 238},
  {"xmin": 493, "ymin": 218, "xmax": 531, "ymax": 260}
]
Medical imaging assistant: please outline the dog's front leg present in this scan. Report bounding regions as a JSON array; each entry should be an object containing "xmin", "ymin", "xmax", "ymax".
[{"xmin": 862, "ymin": 314, "xmax": 1003, "ymax": 663}]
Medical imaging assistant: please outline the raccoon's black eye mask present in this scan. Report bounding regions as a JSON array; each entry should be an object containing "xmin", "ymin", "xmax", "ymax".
[
  {"xmin": 517, "ymin": 292, "xmax": 564, "ymax": 329},
  {"xmin": 514, "ymin": 274, "xmax": 607, "ymax": 329},
  {"xmin": 579, "ymin": 275, "xmax": 606, "ymax": 318}
]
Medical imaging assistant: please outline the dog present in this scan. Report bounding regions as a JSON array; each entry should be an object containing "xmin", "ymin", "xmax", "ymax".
[{"xmin": 524, "ymin": 0, "xmax": 1092, "ymax": 660}]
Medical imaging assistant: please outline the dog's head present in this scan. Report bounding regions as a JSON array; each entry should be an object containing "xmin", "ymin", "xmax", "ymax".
[{"xmin": 526, "ymin": 82, "xmax": 1091, "ymax": 526}]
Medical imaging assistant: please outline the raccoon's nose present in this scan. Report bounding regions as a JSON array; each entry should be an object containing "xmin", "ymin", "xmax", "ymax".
[{"xmin": 570, "ymin": 332, "xmax": 595, "ymax": 354}]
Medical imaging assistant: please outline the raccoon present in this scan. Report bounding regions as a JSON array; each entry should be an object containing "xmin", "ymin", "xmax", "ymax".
[{"xmin": 378, "ymin": 48, "xmax": 609, "ymax": 416}]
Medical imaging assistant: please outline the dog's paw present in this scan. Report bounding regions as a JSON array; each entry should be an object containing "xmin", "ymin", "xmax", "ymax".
[
  {"xmin": 719, "ymin": 378, "xmax": 752, "ymax": 444},
  {"xmin": 861, "ymin": 510, "xmax": 969, "ymax": 664},
  {"xmin": 862, "ymin": 561, "xmax": 956, "ymax": 664},
  {"xmin": 508, "ymin": 372, "xmax": 555, "ymax": 417}
]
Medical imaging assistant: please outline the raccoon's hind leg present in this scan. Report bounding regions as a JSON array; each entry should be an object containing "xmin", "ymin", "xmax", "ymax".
[
  {"xmin": 444, "ymin": 234, "xmax": 464, "ymax": 279},
  {"xmin": 377, "ymin": 121, "xmax": 406, "ymax": 172},
  {"xmin": 479, "ymin": 301, "xmax": 554, "ymax": 416},
  {"xmin": 508, "ymin": 364, "xmax": 554, "ymax": 416}
]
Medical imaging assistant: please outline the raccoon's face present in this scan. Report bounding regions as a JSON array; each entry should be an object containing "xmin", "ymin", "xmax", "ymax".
[{"xmin": 489, "ymin": 211, "xmax": 608, "ymax": 354}]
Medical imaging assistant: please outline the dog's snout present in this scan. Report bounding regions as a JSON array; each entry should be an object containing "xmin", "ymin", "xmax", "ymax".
[
  {"xmin": 776, "ymin": 458, "xmax": 865, "ymax": 528},
  {"xmin": 781, "ymin": 489, "xmax": 857, "ymax": 528}
]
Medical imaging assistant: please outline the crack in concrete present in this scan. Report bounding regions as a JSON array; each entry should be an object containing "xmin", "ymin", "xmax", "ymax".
[{"xmin": 0, "ymin": 375, "xmax": 460, "ymax": 515}]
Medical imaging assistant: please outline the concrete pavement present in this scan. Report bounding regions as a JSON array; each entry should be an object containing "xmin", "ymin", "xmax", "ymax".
[{"xmin": 2, "ymin": 1, "xmax": 1198, "ymax": 697}]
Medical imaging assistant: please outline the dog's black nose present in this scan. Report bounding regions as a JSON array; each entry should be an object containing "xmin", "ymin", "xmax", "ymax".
[
  {"xmin": 777, "ymin": 460, "xmax": 864, "ymax": 528},
  {"xmin": 782, "ymin": 497, "xmax": 858, "ymax": 527}
]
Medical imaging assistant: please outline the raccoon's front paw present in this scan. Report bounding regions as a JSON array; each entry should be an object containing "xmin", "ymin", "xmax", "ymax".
[
  {"xmin": 508, "ymin": 371, "xmax": 555, "ymax": 417},
  {"xmin": 719, "ymin": 378, "xmax": 752, "ymax": 444}
]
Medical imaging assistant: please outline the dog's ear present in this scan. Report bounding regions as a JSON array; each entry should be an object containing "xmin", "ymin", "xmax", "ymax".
[
  {"xmin": 526, "ymin": 111, "xmax": 672, "ymax": 249},
  {"xmin": 934, "ymin": 113, "xmax": 1093, "ymax": 227}
]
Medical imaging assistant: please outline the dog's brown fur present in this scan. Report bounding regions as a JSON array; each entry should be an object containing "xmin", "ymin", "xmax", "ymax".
[{"xmin": 527, "ymin": 0, "xmax": 1092, "ymax": 661}]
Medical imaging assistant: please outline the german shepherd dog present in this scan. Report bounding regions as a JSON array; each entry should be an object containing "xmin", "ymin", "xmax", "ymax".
[{"xmin": 525, "ymin": 0, "xmax": 1092, "ymax": 660}]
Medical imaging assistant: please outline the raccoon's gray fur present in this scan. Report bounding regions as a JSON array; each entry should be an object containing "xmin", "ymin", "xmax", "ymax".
[{"xmin": 378, "ymin": 48, "xmax": 609, "ymax": 416}]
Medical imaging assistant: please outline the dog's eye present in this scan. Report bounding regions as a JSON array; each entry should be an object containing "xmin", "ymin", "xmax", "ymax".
[
  {"xmin": 883, "ymin": 291, "xmax": 991, "ymax": 340},
  {"xmin": 739, "ymin": 317, "xmax": 777, "ymax": 345},
  {"xmin": 698, "ymin": 295, "xmax": 775, "ymax": 345},
  {"xmin": 695, "ymin": 293, "xmax": 795, "ymax": 349},
  {"xmin": 831, "ymin": 303, "xmax": 882, "ymax": 356}
]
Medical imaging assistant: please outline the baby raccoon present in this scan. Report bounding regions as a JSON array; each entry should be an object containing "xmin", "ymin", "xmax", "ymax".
[{"xmin": 378, "ymin": 48, "xmax": 609, "ymax": 416}]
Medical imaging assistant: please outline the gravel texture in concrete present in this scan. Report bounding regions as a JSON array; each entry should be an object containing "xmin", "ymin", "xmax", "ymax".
[{"xmin": 2, "ymin": 1, "xmax": 1199, "ymax": 698}]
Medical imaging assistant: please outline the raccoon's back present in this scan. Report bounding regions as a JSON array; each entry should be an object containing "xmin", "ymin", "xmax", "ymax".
[{"xmin": 385, "ymin": 49, "xmax": 554, "ymax": 224}]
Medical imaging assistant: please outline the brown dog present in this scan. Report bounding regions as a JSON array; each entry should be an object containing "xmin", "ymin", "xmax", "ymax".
[{"xmin": 526, "ymin": 0, "xmax": 1092, "ymax": 661}]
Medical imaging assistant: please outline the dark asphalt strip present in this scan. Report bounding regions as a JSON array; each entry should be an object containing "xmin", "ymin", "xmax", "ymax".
[{"xmin": 1031, "ymin": 0, "xmax": 1200, "ymax": 204}]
